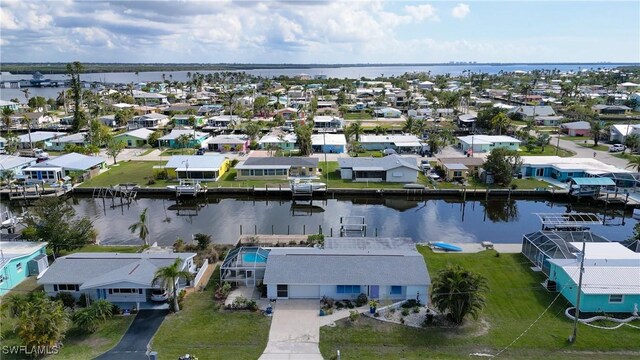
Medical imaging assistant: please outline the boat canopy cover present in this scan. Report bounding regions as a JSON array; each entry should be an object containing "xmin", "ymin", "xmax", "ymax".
[{"xmin": 570, "ymin": 177, "xmax": 615, "ymax": 186}]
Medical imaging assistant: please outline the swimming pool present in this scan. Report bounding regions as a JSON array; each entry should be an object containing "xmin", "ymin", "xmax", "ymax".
[{"xmin": 243, "ymin": 253, "xmax": 267, "ymax": 263}]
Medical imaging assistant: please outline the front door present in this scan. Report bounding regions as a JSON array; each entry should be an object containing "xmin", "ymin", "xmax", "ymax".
[
  {"xmin": 369, "ymin": 285, "xmax": 379, "ymax": 299},
  {"xmin": 535, "ymin": 168, "xmax": 544, "ymax": 177},
  {"xmin": 277, "ymin": 284, "xmax": 288, "ymax": 298}
]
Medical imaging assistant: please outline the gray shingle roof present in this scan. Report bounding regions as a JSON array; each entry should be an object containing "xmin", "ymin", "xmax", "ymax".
[
  {"xmin": 242, "ymin": 157, "xmax": 319, "ymax": 167},
  {"xmin": 38, "ymin": 252, "xmax": 195, "ymax": 289},
  {"xmin": 338, "ymin": 154, "xmax": 419, "ymax": 171},
  {"xmin": 561, "ymin": 121, "xmax": 591, "ymax": 130},
  {"xmin": 263, "ymin": 248, "xmax": 430, "ymax": 286},
  {"xmin": 324, "ymin": 237, "xmax": 416, "ymax": 251},
  {"xmin": 41, "ymin": 153, "xmax": 106, "ymax": 171}
]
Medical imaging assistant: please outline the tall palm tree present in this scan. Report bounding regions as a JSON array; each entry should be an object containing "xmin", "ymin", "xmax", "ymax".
[
  {"xmin": 152, "ymin": 258, "xmax": 193, "ymax": 312},
  {"xmin": 128, "ymin": 208, "xmax": 150, "ymax": 246},
  {"xmin": 490, "ymin": 113, "xmax": 511, "ymax": 135},
  {"xmin": 624, "ymin": 133, "xmax": 640, "ymax": 154},
  {"xmin": 590, "ymin": 120, "xmax": 603, "ymax": 146},
  {"xmin": 21, "ymin": 88, "xmax": 31, "ymax": 106},
  {"xmin": 346, "ymin": 121, "xmax": 364, "ymax": 142},
  {"xmin": 20, "ymin": 115, "xmax": 34, "ymax": 149},
  {"xmin": 626, "ymin": 156, "xmax": 640, "ymax": 172},
  {"xmin": 431, "ymin": 265, "xmax": 488, "ymax": 325},
  {"xmin": 2, "ymin": 107, "xmax": 14, "ymax": 129}
]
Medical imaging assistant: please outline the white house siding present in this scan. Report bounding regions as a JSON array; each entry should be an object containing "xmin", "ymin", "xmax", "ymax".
[
  {"xmin": 288, "ymin": 285, "xmax": 321, "ymax": 298},
  {"xmin": 384, "ymin": 167, "xmax": 418, "ymax": 183},
  {"xmin": 339, "ymin": 168, "xmax": 353, "ymax": 180},
  {"xmin": 406, "ymin": 285, "xmax": 428, "ymax": 304}
]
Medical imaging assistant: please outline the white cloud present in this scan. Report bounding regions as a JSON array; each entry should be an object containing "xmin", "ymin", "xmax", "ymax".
[
  {"xmin": 0, "ymin": 8, "xmax": 20, "ymax": 30},
  {"xmin": 405, "ymin": 4, "xmax": 439, "ymax": 22},
  {"xmin": 452, "ymin": 3, "xmax": 470, "ymax": 19}
]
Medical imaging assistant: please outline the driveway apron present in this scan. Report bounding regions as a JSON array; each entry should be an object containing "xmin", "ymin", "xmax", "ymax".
[{"xmin": 94, "ymin": 309, "xmax": 168, "ymax": 360}]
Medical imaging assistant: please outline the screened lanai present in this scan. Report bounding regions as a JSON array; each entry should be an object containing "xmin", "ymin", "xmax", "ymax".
[
  {"xmin": 521, "ymin": 230, "xmax": 610, "ymax": 275},
  {"xmin": 220, "ymin": 247, "xmax": 270, "ymax": 287}
]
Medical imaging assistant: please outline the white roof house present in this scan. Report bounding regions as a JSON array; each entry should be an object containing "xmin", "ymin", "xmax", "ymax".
[
  {"xmin": 117, "ymin": 128, "xmax": 155, "ymax": 140},
  {"xmin": 311, "ymin": 134, "xmax": 347, "ymax": 146},
  {"xmin": 17, "ymin": 131, "xmax": 65, "ymax": 145},
  {"xmin": 164, "ymin": 155, "xmax": 228, "ymax": 172},
  {"xmin": 360, "ymin": 134, "xmax": 422, "ymax": 148},
  {"xmin": 457, "ymin": 135, "xmax": 521, "ymax": 145},
  {"xmin": 520, "ymin": 156, "xmax": 628, "ymax": 175}
]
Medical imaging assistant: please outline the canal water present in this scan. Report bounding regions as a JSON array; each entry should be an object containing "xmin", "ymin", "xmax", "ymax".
[{"xmin": 13, "ymin": 196, "xmax": 631, "ymax": 246}]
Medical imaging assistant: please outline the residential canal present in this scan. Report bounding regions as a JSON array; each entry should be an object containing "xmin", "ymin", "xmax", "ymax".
[{"xmin": 36, "ymin": 196, "xmax": 636, "ymax": 246}]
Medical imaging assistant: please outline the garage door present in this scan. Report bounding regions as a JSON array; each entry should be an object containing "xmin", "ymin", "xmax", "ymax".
[{"xmin": 288, "ymin": 285, "xmax": 321, "ymax": 298}]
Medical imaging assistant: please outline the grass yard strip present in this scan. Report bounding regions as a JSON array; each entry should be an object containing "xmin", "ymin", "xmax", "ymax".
[
  {"xmin": 576, "ymin": 143, "xmax": 609, "ymax": 152},
  {"xmin": 518, "ymin": 145, "xmax": 574, "ymax": 157},
  {"xmin": 151, "ymin": 266, "xmax": 271, "ymax": 360},
  {"xmin": 319, "ymin": 249, "xmax": 640, "ymax": 359}
]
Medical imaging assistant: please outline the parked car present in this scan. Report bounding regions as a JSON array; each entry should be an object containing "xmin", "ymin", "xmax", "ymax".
[
  {"xmin": 196, "ymin": 148, "xmax": 206, "ymax": 155},
  {"xmin": 150, "ymin": 288, "xmax": 169, "ymax": 302},
  {"xmin": 609, "ymin": 144, "xmax": 625, "ymax": 153},
  {"xmin": 420, "ymin": 160, "xmax": 431, "ymax": 172}
]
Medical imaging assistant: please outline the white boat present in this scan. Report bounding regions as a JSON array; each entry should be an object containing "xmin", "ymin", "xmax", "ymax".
[
  {"xmin": 290, "ymin": 179, "xmax": 327, "ymax": 192},
  {"xmin": 168, "ymin": 180, "xmax": 206, "ymax": 196}
]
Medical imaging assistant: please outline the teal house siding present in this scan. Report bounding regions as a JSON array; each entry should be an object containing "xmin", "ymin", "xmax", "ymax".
[
  {"xmin": 549, "ymin": 263, "xmax": 640, "ymax": 313},
  {"xmin": 114, "ymin": 134, "xmax": 147, "ymax": 148},
  {"xmin": 0, "ymin": 243, "xmax": 48, "ymax": 296}
]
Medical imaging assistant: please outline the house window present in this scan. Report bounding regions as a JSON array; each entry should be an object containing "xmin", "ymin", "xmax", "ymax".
[
  {"xmin": 337, "ymin": 285, "xmax": 361, "ymax": 294},
  {"xmin": 109, "ymin": 288, "xmax": 138, "ymax": 294},
  {"xmin": 609, "ymin": 294, "xmax": 624, "ymax": 303},
  {"xmin": 453, "ymin": 171, "xmax": 463, "ymax": 177},
  {"xmin": 16, "ymin": 263, "xmax": 22, "ymax": 272},
  {"xmin": 390, "ymin": 286, "xmax": 402, "ymax": 295},
  {"xmin": 56, "ymin": 284, "xmax": 79, "ymax": 291}
]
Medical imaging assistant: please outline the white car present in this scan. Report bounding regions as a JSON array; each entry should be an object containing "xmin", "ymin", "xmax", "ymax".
[
  {"xmin": 609, "ymin": 144, "xmax": 625, "ymax": 152},
  {"xmin": 150, "ymin": 288, "xmax": 169, "ymax": 302}
]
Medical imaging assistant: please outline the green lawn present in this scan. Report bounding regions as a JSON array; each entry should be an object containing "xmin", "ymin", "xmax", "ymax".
[
  {"xmin": 560, "ymin": 136, "xmax": 590, "ymax": 141},
  {"xmin": 518, "ymin": 145, "xmax": 574, "ymax": 157},
  {"xmin": 151, "ymin": 266, "xmax": 271, "ymax": 360},
  {"xmin": 320, "ymin": 249, "xmax": 640, "ymax": 359},
  {"xmin": 0, "ymin": 278, "xmax": 134, "ymax": 360},
  {"xmin": 57, "ymin": 244, "xmax": 143, "ymax": 256},
  {"xmin": 79, "ymin": 161, "xmax": 167, "ymax": 188},
  {"xmin": 576, "ymin": 143, "xmax": 609, "ymax": 152},
  {"xmin": 160, "ymin": 148, "xmax": 196, "ymax": 156},
  {"xmin": 434, "ymin": 177, "xmax": 557, "ymax": 190},
  {"xmin": 344, "ymin": 112, "xmax": 373, "ymax": 120}
]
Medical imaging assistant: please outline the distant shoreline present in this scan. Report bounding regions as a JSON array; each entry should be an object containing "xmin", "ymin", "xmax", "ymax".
[{"xmin": 1, "ymin": 62, "xmax": 638, "ymax": 75}]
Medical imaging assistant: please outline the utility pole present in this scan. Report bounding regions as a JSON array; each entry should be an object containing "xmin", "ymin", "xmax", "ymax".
[{"xmin": 569, "ymin": 236, "xmax": 587, "ymax": 343}]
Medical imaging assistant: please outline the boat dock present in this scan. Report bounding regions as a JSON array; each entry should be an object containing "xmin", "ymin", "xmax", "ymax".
[{"xmin": 1, "ymin": 184, "xmax": 72, "ymax": 201}]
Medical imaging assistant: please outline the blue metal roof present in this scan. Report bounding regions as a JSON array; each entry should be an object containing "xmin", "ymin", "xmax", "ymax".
[{"xmin": 570, "ymin": 177, "xmax": 616, "ymax": 186}]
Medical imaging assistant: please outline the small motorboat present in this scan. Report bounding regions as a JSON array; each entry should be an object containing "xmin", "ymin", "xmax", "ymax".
[{"xmin": 431, "ymin": 242, "xmax": 463, "ymax": 252}]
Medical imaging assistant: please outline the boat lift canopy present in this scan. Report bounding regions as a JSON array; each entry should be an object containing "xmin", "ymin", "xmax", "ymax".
[{"xmin": 534, "ymin": 213, "xmax": 602, "ymax": 227}]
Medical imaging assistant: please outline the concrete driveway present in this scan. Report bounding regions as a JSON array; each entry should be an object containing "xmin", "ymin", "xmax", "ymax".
[
  {"xmin": 259, "ymin": 299, "xmax": 323, "ymax": 360},
  {"xmin": 94, "ymin": 310, "xmax": 168, "ymax": 360}
]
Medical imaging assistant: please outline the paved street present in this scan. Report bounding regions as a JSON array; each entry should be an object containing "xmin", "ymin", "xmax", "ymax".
[{"xmin": 553, "ymin": 136, "xmax": 629, "ymax": 169}]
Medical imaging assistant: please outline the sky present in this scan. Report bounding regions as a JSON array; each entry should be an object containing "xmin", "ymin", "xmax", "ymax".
[{"xmin": 1, "ymin": 0, "xmax": 639, "ymax": 64}]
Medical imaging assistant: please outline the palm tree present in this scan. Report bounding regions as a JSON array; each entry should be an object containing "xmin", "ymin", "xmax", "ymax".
[
  {"xmin": 626, "ymin": 156, "xmax": 640, "ymax": 172},
  {"xmin": 2, "ymin": 107, "xmax": 14, "ymax": 129},
  {"xmin": 624, "ymin": 133, "xmax": 640, "ymax": 154},
  {"xmin": 431, "ymin": 265, "xmax": 489, "ymax": 325},
  {"xmin": 21, "ymin": 88, "xmax": 31, "ymax": 106},
  {"xmin": 20, "ymin": 115, "xmax": 34, "ymax": 149},
  {"xmin": 11, "ymin": 293, "xmax": 70, "ymax": 348},
  {"xmin": 346, "ymin": 121, "xmax": 364, "ymax": 142},
  {"xmin": 490, "ymin": 113, "xmax": 511, "ymax": 135},
  {"xmin": 590, "ymin": 120, "xmax": 603, "ymax": 146},
  {"xmin": 152, "ymin": 258, "xmax": 193, "ymax": 312},
  {"xmin": 128, "ymin": 208, "xmax": 150, "ymax": 246}
]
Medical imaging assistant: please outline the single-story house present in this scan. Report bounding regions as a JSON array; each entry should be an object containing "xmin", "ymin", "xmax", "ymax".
[
  {"xmin": 560, "ymin": 121, "xmax": 591, "ymax": 137},
  {"xmin": 206, "ymin": 115, "xmax": 240, "ymax": 129},
  {"xmin": 113, "ymin": 128, "xmax": 155, "ymax": 148},
  {"xmin": 360, "ymin": 134, "xmax": 423, "ymax": 153},
  {"xmin": 38, "ymin": 252, "xmax": 196, "ymax": 310},
  {"xmin": 457, "ymin": 135, "xmax": 521, "ymax": 154},
  {"xmin": 11, "ymin": 112, "xmax": 57, "ymax": 127},
  {"xmin": 235, "ymin": 157, "xmax": 319, "ymax": 180},
  {"xmin": 258, "ymin": 133, "xmax": 297, "ymax": 151},
  {"xmin": 276, "ymin": 107, "xmax": 300, "ymax": 121},
  {"xmin": 172, "ymin": 115, "xmax": 206, "ymax": 127},
  {"xmin": 313, "ymin": 116, "xmax": 344, "ymax": 131},
  {"xmin": 373, "ymin": 107, "xmax": 402, "ymax": 118},
  {"xmin": 0, "ymin": 99, "xmax": 20, "ymax": 112},
  {"xmin": 609, "ymin": 124, "xmax": 640, "ymax": 143},
  {"xmin": 436, "ymin": 157, "xmax": 485, "ymax": 178},
  {"xmin": 132, "ymin": 90, "xmax": 168, "ymax": 105},
  {"xmin": 204, "ymin": 135, "xmax": 250, "ymax": 153},
  {"xmin": 548, "ymin": 242, "xmax": 640, "ymax": 313},
  {"xmin": 534, "ymin": 116, "xmax": 563, "ymax": 127},
  {"xmin": 46, "ymin": 132, "xmax": 87, "ymax": 151},
  {"xmin": 262, "ymin": 237, "xmax": 429, "ymax": 303},
  {"xmin": 22, "ymin": 153, "xmax": 106, "ymax": 183},
  {"xmin": 128, "ymin": 113, "xmax": 170, "ymax": 130},
  {"xmin": 158, "ymin": 130, "xmax": 210, "ymax": 149},
  {"xmin": 0, "ymin": 241, "xmax": 49, "ymax": 296},
  {"xmin": 311, "ymin": 134, "xmax": 347, "ymax": 154},
  {"xmin": 617, "ymin": 82, "xmax": 639, "ymax": 92},
  {"xmin": 160, "ymin": 155, "xmax": 230, "ymax": 181},
  {"xmin": 519, "ymin": 156, "xmax": 630, "ymax": 182},
  {"xmin": 418, "ymin": 81, "xmax": 434, "ymax": 90},
  {"xmin": 0, "ymin": 155, "xmax": 37, "ymax": 177},
  {"xmin": 98, "ymin": 114, "xmax": 117, "ymax": 127},
  {"xmin": 17, "ymin": 131, "xmax": 65, "ymax": 149},
  {"xmin": 508, "ymin": 105, "xmax": 556, "ymax": 120},
  {"xmin": 592, "ymin": 104, "xmax": 631, "ymax": 115},
  {"xmin": 337, "ymin": 155, "xmax": 419, "ymax": 183}
]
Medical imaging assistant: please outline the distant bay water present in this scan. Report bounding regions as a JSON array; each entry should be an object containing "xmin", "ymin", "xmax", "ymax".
[{"xmin": 0, "ymin": 63, "xmax": 633, "ymax": 102}]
